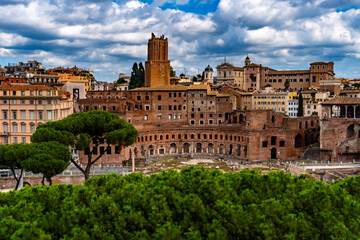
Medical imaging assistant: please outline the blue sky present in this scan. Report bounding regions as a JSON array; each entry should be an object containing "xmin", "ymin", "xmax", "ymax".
[{"xmin": 0, "ymin": 0, "xmax": 360, "ymax": 82}]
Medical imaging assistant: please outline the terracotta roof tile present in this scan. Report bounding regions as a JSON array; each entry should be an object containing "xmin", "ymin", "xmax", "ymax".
[{"xmin": 321, "ymin": 97, "xmax": 360, "ymax": 105}]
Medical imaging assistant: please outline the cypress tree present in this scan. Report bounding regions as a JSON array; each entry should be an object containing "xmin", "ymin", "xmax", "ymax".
[{"xmin": 297, "ymin": 93, "xmax": 304, "ymax": 117}]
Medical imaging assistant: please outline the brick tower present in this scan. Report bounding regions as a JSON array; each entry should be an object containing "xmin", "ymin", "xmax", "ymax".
[{"xmin": 145, "ymin": 33, "xmax": 170, "ymax": 87}]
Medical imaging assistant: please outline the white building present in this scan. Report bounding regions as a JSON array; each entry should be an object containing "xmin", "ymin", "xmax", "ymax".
[{"xmin": 287, "ymin": 99, "xmax": 298, "ymax": 117}]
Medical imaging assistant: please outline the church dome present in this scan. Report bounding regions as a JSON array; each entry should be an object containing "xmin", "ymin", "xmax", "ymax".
[{"xmin": 204, "ymin": 64, "xmax": 213, "ymax": 72}]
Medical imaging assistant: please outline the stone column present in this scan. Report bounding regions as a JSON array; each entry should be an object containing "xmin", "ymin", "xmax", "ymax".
[{"xmin": 131, "ymin": 149, "xmax": 135, "ymax": 173}]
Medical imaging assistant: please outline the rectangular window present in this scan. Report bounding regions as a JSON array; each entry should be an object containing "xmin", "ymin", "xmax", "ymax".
[
  {"xmin": 12, "ymin": 111, "xmax": 17, "ymax": 120},
  {"xmin": 3, "ymin": 111, "xmax": 8, "ymax": 120},
  {"xmin": 21, "ymin": 124, "xmax": 26, "ymax": 133},
  {"xmin": 21, "ymin": 111, "xmax": 25, "ymax": 120},
  {"xmin": 158, "ymin": 95, "xmax": 161, "ymax": 100},
  {"xmin": 115, "ymin": 146, "xmax": 121, "ymax": 154},
  {"xmin": 271, "ymin": 136, "xmax": 277, "ymax": 145},
  {"xmin": 12, "ymin": 91, "xmax": 16, "ymax": 96},
  {"xmin": 158, "ymin": 115, "xmax": 162, "ymax": 120},
  {"xmin": 22, "ymin": 137, "xmax": 26, "ymax": 143},
  {"xmin": 100, "ymin": 146, "xmax": 105, "ymax": 154},
  {"xmin": 145, "ymin": 105, "xmax": 150, "ymax": 110},
  {"xmin": 30, "ymin": 124, "xmax": 35, "ymax": 133},
  {"xmin": 30, "ymin": 111, "xmax": 34, "ymax": 120},
  {"xmin": 21, "ymin": 91, "xmax": 25, "ymax": 96},
  {"xmin": 106, "ymin": 147, "xmax": 111, "ymax": 154},
  {"xmin": 47, "ymin": 111, "xmax": 52, "ymax": 120},
  {"xmin": 144, "ymin": 115, "xmax": 148, "ymax": 120},
  {"xmin": 39, "ymin": 111, "xmax": 43, "ymax": 120},
  {"xmin": 39, "ymin": 90, "xmax": 42, "ymax": 96},
  {"xmin": 158, "ymin": 106, "xmax": 162, "ymax": 110},
  {"xmin": 262, "ymin": 141, "xmax": 268, "ymax": 147},
  {"xmin": 47, "ymin": 91, "xmax": 51, "ymax": 96},
  {"xmin": 30, "ymin": 91, "xmax": 34, "ymax": 96},
  {"xmin": 13, "ymin": 137, "xmax": 17, "ymax": 144},
  {"xmin": 13, "ymin": 124, "xmax": 17, "ymax": 133},
  {"xmin": 168, "ymin": 114, "xmax": 172, "ymax": 119}
]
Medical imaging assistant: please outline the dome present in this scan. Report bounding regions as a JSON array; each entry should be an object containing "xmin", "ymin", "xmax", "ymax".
[
  {"xmin": 180, "ymin": 73, "xmax": 185, "ymax": 77},
  {"xmin": 204, "ymin": 64, "xmax": 213, "ymax": 72}
]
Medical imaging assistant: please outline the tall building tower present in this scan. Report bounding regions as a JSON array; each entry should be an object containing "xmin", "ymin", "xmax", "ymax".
[{"xmin": 145, "ymin": 33, "xmax": 170, "ymax": 87}]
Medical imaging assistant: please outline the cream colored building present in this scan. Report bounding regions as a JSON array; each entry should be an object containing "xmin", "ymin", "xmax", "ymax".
[
  {"xmin": 0, "ymin": 84, "xmax": 73, "ymax": 144},
  {"xmin": 216, "ymin": 61, "xmax": 244, "ymax": 88}
]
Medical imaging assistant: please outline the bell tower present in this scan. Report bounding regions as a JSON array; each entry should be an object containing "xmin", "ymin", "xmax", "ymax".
[{"xmin": 145, "ymin": 33, "xmax": 171, "ymax": 87}]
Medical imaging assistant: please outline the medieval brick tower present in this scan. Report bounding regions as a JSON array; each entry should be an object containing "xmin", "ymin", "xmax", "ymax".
[{"xmin": 145, "ymin": 33, "xmax": 171, "ymax": 87}]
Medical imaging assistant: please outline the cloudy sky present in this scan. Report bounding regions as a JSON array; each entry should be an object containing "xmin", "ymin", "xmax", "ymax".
[{"xmin": 0, "ymin": 0, "xmax": 360, "ymax": 81}]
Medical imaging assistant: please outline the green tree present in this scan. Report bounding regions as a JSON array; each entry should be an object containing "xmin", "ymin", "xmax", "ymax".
[
  {"xmin": 297, "ymin": 93, "xmax": 304, "ymax": 117},
  {"xmin": 0, "ymin": 143, "xmax": 34, "ymax": 190},
  {"xmin": 116, "ymin": 78, "xmax": 126, "ymax": 84},
  {"xmin": 129, "ymin": 62, "xmax": 145, "ymax": 89},
  {"xmin": 22, "ymin": 142, "xmax": 70, "ymax": 185},
  {"xmin": 31, "ymin": 110, "xmax": 138, "ymax": 179},
  {"xmin": 170, "ymin": 66, "xmax": 176, "ymax": 77},
  {"xmin": 284, "ymin": 79, "xmax": 290, "ymax": 89}
]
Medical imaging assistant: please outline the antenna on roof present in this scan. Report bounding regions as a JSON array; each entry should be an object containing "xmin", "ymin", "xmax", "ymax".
[{"xmin": 224, "ymin": 57, "xmax": 226, "ymax": 63}]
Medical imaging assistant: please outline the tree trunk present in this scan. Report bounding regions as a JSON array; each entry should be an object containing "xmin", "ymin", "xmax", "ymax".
[
  {"xmin": 12, "ymin": 168, "xmax": 23, "ymax": 190},
  {"xmin": 48, "ymin": 177, "xmax": 52, "ymax": 186},
  {"xmin": 41, "ymin": 175, "xmax": 45, "ymax": 185}
]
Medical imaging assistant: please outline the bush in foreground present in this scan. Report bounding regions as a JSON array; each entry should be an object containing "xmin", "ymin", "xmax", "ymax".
[{"xmin": 1, "ymin": 167, "xmax": 360, "ymax": 239}]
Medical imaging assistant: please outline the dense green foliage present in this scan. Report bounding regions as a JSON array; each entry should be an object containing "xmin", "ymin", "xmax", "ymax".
[
  {"xmin": 129, "ymin": 62, "xmax": 145, "ymax": 89},
  {"xmin": 170, "ymin": 66, "xmax": 176, "ymax": 77},
  {"xmin": 31, "ymin": 110, "xmax": 138, "ymax": 179},
  {"xmin": 22, "ymin": 142, "xmax": 71, "ymax": 185},
  {"xmin": 297, "ymin": 93, "xmax": 304, "ymax": 117},
  {"xmin": 2, "ymin": 167, "xmax": 360, "ymax": 239},
  {"xmin": 0, "ymin": 143, "xmax": 70, "ymax": 187}
]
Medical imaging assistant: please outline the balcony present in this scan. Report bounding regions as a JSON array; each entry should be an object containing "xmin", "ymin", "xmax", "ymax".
[{"xmin": 0, "ymin": 132, "xmax": 9, "ymax": 136}]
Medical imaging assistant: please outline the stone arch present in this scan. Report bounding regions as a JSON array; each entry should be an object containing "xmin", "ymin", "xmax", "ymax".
[
  {"xmin": 340, "ymin": 105, "xmax": 346, "ymax": 118},
  {"xmin": 229, "ymin": 144, "xmax": 233, "ymax": 155},
  {"xmin": 219, "ymin": 144, "xmax": 225, "ymax": 154},
  {"xmin": 347, "ymin": 124, "xmax": 355, "ymax": 138},
  {"xmin": 271, "ymin": 116, "xmax": 275, "ymax": 125},
  {"xmin": 170, "ymin": 143, "xmax": 177, "ymax": 154},
  {"xmin": 237, "ymin": 144, "xmax": 241, "ymax": 156},
  {"xmin": 208, "ymin": 143, "xmax": 214, "ymax": 154},
  {"xmin": 149, "ymin": 145, "xmax": 154, "ymax": 156},
  {"xmin": 356, "ymin": 106, "xmax": 360, "ymax": 118},
  {"xmin": 295, "ymin": 134, "xmax": 303, "ymax": 148},
  {"xmin": 348, "ymin": 106, "xmax": 354, "ymax": 118},
  {"xmin": 183, "ymin": 143, "xmax": 190, "ymax": 153},
  {"xmin": 239, "ymin": 114, "xmax": 244, "ymax": 123},
  {"xmin": 196, "ymin": 143, "xmax": 202, "ymax": 153},
  {"xmin": 233, "ymin": 115, "xmax": 237, "ymax": 124},
  {"xmin": 271, "ymin": 148, "xmax": 277, "ymax": 159}
]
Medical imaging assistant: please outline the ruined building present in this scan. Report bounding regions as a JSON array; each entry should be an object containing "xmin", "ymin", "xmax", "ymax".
[{"xmin": 76, "ymin": 33, "xmax": 320, "ymax": 165}]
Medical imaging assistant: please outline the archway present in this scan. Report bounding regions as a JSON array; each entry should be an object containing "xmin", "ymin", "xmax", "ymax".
[
  {"xmin": 229, "ymin": 144, "xmax": 233, "ymax": 155},
  {"xmin": 271, "ymin": 148, "xmax": 277, "ymax": 159},
  {"xmin": 340, "ymin": 106, "xmax": 346, "ymax": 118},
  {"xmin": 196, "ymin": 143, "xmax": 202, "ymax": 153},
  {"xmin": 237, "ymin": 145, "xmax": 241, "ymax": 156},
  {"xmin": 183, "ymin": 143, "xmax": 190, "ymax": 153},
  {"xmin": 149, "ymin": 145, "xmax": 154, "ymax": 156},
  {"xmin": 348, "ymin": 106, "xmax": 354, "ymax": 118},
  {"xmin": 356, "ymin": 106, "xmax": 360, "ymax": 118},
  {"xmin": 208, "ymin": 143, "xmax": 214, "ymax": 154},
  {"xmin": 239, "ymin": 114, "xmax": 244, "ymax": 123},
  {"xmin": 295, "ymin": 134, "xmax": 303, "ymax": 148},
  {"xmin": 170, "ymin": 143, "xmax": 177, "ymax": 154},
  {"xmin": 219, "ymin": 144, "xmax": 225, "ymax": 154},
  {"xmin": 347, "ymin": 124, "xmax": 355, "ymax": 138}
]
